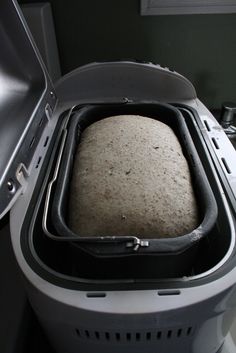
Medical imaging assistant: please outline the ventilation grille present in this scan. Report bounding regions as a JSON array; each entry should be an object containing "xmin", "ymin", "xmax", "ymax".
[
  {"xmin": 203, "ymin": 118, "xmax": 233, "ymax": 175},
  {"xmin": 75, "ymin": 326, "xmax": 194, "ymax": 343}
]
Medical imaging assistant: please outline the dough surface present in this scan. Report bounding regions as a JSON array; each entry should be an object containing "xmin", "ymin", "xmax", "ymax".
[{"xmin": 68, "ymin": 115, "xmax": 199, "ymax": 238}]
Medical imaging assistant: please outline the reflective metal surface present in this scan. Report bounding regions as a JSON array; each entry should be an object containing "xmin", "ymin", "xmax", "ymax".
[{"xmin": 0, "ymin": 0, "xmax": 56, "ymax": 219}]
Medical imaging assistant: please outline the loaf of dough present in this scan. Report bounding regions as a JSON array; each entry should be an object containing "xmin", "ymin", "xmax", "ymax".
[{"xmin": 68, "ymin": 115, "xmax": 199, "ymax": 238}]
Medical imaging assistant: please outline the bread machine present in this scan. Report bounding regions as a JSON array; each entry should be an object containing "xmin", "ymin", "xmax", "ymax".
[{"xmin": 1, "ymin": 1, "xmax": 236, "ymax": 353}]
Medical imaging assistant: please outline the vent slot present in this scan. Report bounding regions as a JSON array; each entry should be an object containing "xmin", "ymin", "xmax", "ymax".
[
  {"xmin": 187, "ymin": 327, "xmax": 192, "ymax": 336},
  {"xmin": 105, "ymin": 332, "xmax": 110, "ymax": 341},
  {"xmin": 158, "ymin": 290, "xmax": 181, "ymax": 296},
  {"xmin": 38, "ymin": 116, "xmax": 44, "ymax": 127},
  {"xmin": 221, "ymin": 157, "xmax": 232, "ymax": 174},
  {"xmin": 75, "ymin": 326, "xmax": 194, "ymax": 342},
  {"xmin": 85, "ymin": 330, "xmax": 90, "ymax": 339},
  {"xmin": 95, "ymin": 331, "xmax": 100, "ymax": 340},
  {"xmin": 212, "ymin": 137, "xmax": 220, "ymax": 150},
  {"xmin": 177, "ymin": 329, "xmax": 182, "ymax": 337},
  {"xmin": 116, "ymin": 333, "xmax": 121, "ymax": 341},
  {"xmin": 35, "ymin": 156, "xmax": 42, "ymax": 169},
  {"xmin": 86, "ymin": 292, "xmax": 106, "ymax": 298},
  {"xmin": 126, "ymin": 333, "xmax": 131, "ymax": 341},
  {"xmin": 44, "ymin": 136, "xmax": 49, "ymax": 147},
  {"xmin": 204, "ymin": 120, "xmax": 211, "ymax": 131},
  {"xmin": 29, "ymin": 136, "xmax": 36, "ymax": 149}
]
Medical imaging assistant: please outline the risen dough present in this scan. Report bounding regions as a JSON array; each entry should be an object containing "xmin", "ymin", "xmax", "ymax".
[{"xmin": 68, "ymin": 115, "xmax": 198, "ymax": 238}]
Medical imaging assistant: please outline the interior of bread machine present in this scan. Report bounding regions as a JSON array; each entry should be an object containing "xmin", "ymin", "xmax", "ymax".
[
  {"xmin": 1, "ymin": 0, "xmax": 236, "ymax": 291},
  {"xmin": 38, "ymin": 99, "xmax": 233, "ymax": 282},
  {"xmin": 43, "ymin": 101, "xmax": 218, "ymax": 279}
]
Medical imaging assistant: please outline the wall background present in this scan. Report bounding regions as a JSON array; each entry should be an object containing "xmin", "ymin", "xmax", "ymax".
[{"xmin": 19, "ymin": 0, "xmax": 236, "ymax": 109}]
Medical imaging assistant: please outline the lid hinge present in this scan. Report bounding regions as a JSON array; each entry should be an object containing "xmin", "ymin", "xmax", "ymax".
[
  {"xmin": 45, "ymin": 103, "xmax": 53, "ymax": 120},
  {"xmin": 126, "ymin": 238, "xmax": 149, "ymax": 251},
  {"xmin": 16, "ymin": 163, "xmax": 30, "ymax": 190}
]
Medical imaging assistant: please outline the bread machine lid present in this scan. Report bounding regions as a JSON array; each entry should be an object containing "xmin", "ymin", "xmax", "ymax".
[{"xmin": 0, "ymin": 0, "xmax": 56, "ymax": 219}]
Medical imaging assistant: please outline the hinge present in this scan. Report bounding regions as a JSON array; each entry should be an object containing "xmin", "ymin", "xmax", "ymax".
[
  {"xmin": 16, "ymin": 163, "xmax": 29, "ymax": 189},
  {"xmin": 45, "ymin": 103, "xmax": 53, "ymax": 120},
  {"xmin": 126, "ymin": 238, "xmax": 149, "ymax": 251}
]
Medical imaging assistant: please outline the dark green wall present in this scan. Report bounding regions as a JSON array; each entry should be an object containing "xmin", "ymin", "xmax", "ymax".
[{"xmin": 20, "ymin": 0, "xmax": 236, "ymax": 109}]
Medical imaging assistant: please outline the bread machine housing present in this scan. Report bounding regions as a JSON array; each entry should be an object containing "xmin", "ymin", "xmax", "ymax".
[{"xmin": 2, "ymin": 1, "xmax": 236, "ymax": 353}]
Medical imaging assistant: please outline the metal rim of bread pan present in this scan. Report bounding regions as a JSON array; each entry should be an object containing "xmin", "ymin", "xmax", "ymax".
[{"xmin": 42, "ymin": 102, "xmax": 218, "ymax": 257}]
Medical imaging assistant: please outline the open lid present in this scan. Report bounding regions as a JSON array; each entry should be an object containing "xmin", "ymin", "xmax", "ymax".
[{"xmin": 0, "ymin": 0, "xmax": 56, "ymax": 218}]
